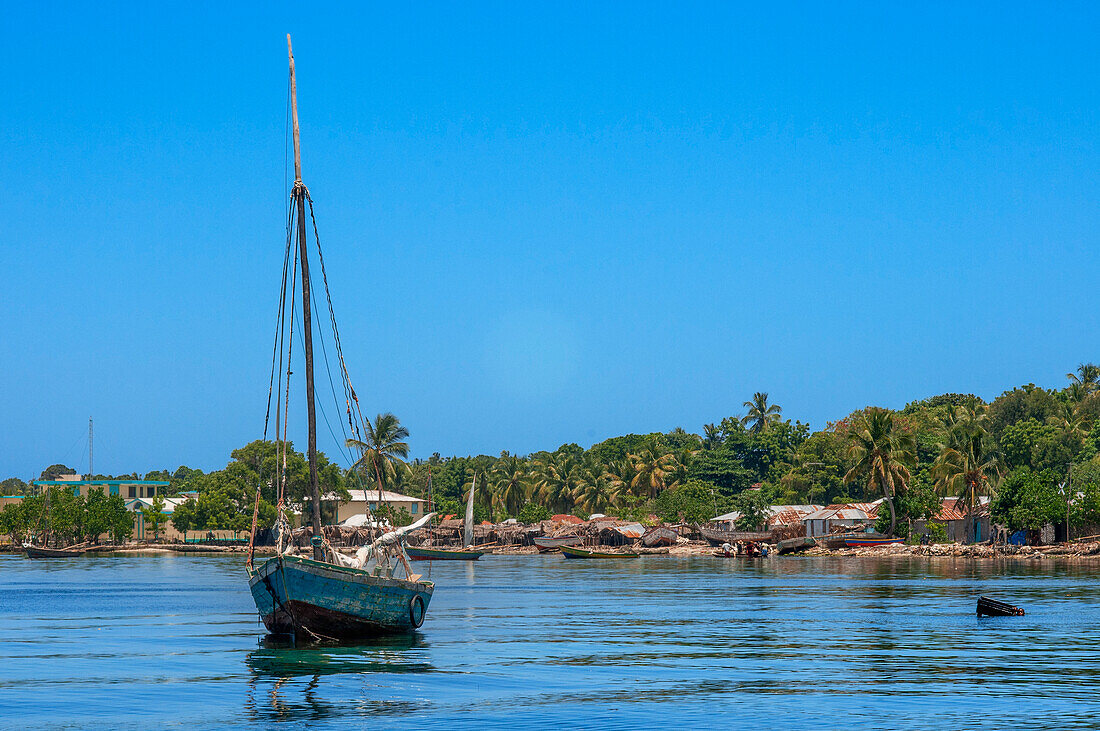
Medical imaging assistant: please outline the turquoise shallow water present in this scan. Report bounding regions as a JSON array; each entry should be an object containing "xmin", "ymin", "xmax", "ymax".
[{"xmin": 2, "ymin": 553, "xmax": 1099, "ymax": 729}]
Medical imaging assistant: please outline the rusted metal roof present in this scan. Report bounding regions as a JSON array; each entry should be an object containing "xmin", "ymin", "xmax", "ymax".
[
  {"xmin": 612, "ymin": 522, "xmax": 646, "ymax": 538},
  {"xmin": 803, "ymin": 503, "xmax": 878, "ymax": 522},
  {"xmin": 552, "ymin": 514, "xmax": 585, "ymax": 525},
  {"xmin": 767, "ymin": 505, "xmax": 823, "ymax": 526}
]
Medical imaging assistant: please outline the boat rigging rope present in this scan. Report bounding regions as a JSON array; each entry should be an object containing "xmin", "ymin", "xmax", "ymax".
[{"xmin": 249, "ymin": 198, "xmax": 298, "ymax": 568}]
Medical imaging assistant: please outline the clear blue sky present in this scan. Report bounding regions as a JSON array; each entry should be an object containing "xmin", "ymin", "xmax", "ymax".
[{"xmin": 2, "ymin": 2, "xmax": 1098, "ymax": 479}]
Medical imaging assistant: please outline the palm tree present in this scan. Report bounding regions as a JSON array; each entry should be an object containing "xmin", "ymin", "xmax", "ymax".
[
  {"xmin": 741, "ymin": 392, "xmax": 782, "ymax": 433},
  {"xmin": 606, "ymin": 458, "xmax": 640, "ymax": 501},
  {"xmin": 844, "ymin": 408, "xmax": 916, "ymax": 535},
  {"xmin": 573, "ymin": 467, "xmax": 620, "ymax": 515},
  {"xmin": 932, "ymin": 407, "xmax": 1002, "ymax": 542},
  {"xmin": 345, "ymin": 413, "xmax": 410, "ymax": 501},
  {"xmin": 629, "ymin": 441, "xmax": 677, "ymax": 499},
  {"xmin": 1067, "ymin": 363, "xmax": 1100, "ymax": 393},
  {"xmin": 531, "ymin": 454, "xmax": 584, "ymax": 514},
  {"xmin": 1047, "ymin": 400, "xmax": 1091, "ymax": 442},
  {"xmin": 491, "ymin": 455, "xmax": 529, "ymax": 517},
  {"xmin": 702, "ymin": 423, "xmax": 722, "ymax": 450}
]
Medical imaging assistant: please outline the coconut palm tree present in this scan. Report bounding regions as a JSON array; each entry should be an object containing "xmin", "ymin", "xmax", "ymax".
[
  {"xmin": 932, "ymin": 408, "xmax": 1002, "ymax": 542},
  {"xmin": 1067, "ymin": 363, "xmax": 1100, "ymax": 393},
  {"xmin": 345, "ymin": 413, "xmax": 410, "ymax": 500},
  {"xmin": 844, "ymin": 408, "xmax": 916, "ymax": 536},
  {"xmin": 491, "ymin": 455, "xmax": 530, "ymax": 517},
  {"xmin": 629, "ymin": 441, "xmax": 678, "ymax": 499},
  {"xmin": 531, "ymin": 453, "xmax": 584, "ymax": 514},
  {"xmin": 573, "ymin": 467, "xmax": 620, "ymax": 515},
  {"xmin": 702, "ymin": 423, "xmax": 722, "ymax": 450},
  {"xmin": 741, "ymin": 392, "xmax": 782, "ymax": 433},
  {"xmin": 606, "ymin": 458, "xmax": 640, "ymax": 501}
]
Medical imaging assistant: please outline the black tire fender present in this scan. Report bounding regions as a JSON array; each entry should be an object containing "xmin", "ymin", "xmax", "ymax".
[{"xmin": 409, "ymin": 594, "xmax": 426, "ymax": 628}]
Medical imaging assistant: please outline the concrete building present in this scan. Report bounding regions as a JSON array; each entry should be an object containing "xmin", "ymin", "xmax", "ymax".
[
  {"xmin": 127, "ymin": 494, "xmax": 197, "ymax": 541},
  {"xmin": 328, "ymin": 489, "xmax": 427, "ymax": 525},
  {"xmin": 31, "ymin": 476, "xmax": 169, "ymax": 500}
]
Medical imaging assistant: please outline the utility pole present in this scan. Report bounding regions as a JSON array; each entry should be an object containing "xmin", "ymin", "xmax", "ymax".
[
  {"xmin": 1067, "ymin": 464, "xmax": 1073, "ymax": 544},
  {"xmin": 88, "ymin": 417, "xmax": 93, "ymax": 478}
]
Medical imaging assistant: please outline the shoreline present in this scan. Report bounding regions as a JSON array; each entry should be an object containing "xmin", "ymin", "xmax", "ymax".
[{"xmin": 6, "ymin": 540, "xmax": 1100, "ymax": 561}]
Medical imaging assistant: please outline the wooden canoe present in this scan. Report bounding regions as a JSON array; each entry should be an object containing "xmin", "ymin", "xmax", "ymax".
[
  {"xmin": 843, "ymin": 536, "xmax": 904, "ymax": 547},
  {"xmin": 699, "ymin": 526, "xmax": 772, "ymax": 546},
  {"xmin": 405, "ymin": 546, "xmax": 486, "ymax": 561},
  {"xmin": 641, "ymin": 527, "xmax": 678, "ymax": 548},
  {"xmin": 560, "ymin": 545, "xmax": 639, "ymax": 559},
  {"xmin": 533, "ymin": 535, "xmax": 584, "ymax": 553},
  {"xmin": 777, "ymin": 536, "xmax": 816, "ymax": 555},
  {"xmin": 23, "ymin": 544, "xmax": 83, "ymax": 558}
]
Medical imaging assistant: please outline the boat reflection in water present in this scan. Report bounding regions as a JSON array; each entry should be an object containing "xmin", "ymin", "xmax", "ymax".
[{"xmin": 245, "ymin": 634, "xmax": 433, "ymax": 722}]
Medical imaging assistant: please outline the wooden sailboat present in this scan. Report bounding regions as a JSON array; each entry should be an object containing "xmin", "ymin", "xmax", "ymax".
[
  {"xmin": 560, "ymin": 545, "xmax": 639, "ymax": 559},
  {"xmin": 23, "ymin": 543, "xmax": 83, "ymax": 558},
  {"xmin": 246, "ymin": 36, "xmax": 435, "ymax": 640},
  {"xmin": 407, "ymin": 474, "xmax": 487, "ymax": 561}
]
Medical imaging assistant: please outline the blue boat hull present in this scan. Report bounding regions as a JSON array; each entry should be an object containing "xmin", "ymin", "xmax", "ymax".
[{"xmin": 248, "ymin": 555, "xmax": 434, "ymax": 639}]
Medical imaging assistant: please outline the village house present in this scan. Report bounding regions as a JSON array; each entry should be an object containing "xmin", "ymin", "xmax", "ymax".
[
  {"xmin": 325, "ymin": 489, "xmax": 427, "ymax": 525},
  {"xmin": 802, "ymin": 502, "xmax": 881, "ymax": 538}
]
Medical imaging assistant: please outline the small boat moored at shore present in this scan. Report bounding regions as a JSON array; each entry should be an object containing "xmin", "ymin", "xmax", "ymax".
[
  {"xmin": 843, "ymin": 535, "xmax": 904, "ymax": 547},
  {"xmin": 700, "ymin": 526, "xmax": 772, "ymax": 546},
  {"xmin": 560, "ymin": 545, "xmax": 639, "ymax": 559},
  {"xmin": 533, "ymin": 535, "xmax": 584, "ymax": 553},
  {"xmin": 777, "ymin": 536, "xmax": 816, "ymax": 555},
  {"xmin": 406, "ymin": 546, "xmax": 486, "ymax": 561},
  {"xmin": 23, "ymin": 543, "xmax": 84, "ymax": 558}
]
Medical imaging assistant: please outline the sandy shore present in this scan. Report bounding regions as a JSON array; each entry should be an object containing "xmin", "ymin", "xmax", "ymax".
[{"xmin": 7, "ymin": 540, "xmax": 1100, "ymax": 560}]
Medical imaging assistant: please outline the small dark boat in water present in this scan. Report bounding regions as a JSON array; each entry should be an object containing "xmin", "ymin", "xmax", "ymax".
[
  {"xmin": 977, "ymin": 596, "xmax": 1025, "ymax": 617},
  {"xmin": 560, "ymin": 545, "xmax": 638, "ymax": 559},
  {"xmin": 406, "ymin": 546, "xmax": 486, "ymax": 561},
  {"xmin": 23, "ymin": 543, "xmax": 83, "ymax": 558}
]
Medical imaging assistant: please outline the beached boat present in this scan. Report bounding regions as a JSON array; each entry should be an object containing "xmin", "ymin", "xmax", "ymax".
[
  {"xmin": 700, "ymin": 525, "xmax": 772, "ymax": 546},
  {"xmin": 245, "ymin": 37, "xmax": 435, "ymax": 640},
  {"xmin": 843, "ymin": 535, "xmax": 904, "ymax": 547},
  {"xmin": 533, "ymin": 535, "xmax": 584, "ymax": 553},
  {"xmin": 777, "ymin": 536, "xmax": 816, "ymax": 555},
  {"xmin": 641, "ymin": 527, "xmax": 678, "ymax": 548},
  {"xmin": 560, "ymin": 545, "xmax": 639, "ymax": 559},
  {"xmin": 406, "ymin": 546, "xmax": 485, "ymax": 561},
  {"xmin": 23, "ymin": 543, "xmax": 83, "ymax": 558}
]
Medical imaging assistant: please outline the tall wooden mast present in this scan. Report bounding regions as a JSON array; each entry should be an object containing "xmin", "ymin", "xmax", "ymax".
[{"xmin": 287, "ymin": 34, "xmax": 324, "ymax": 561}]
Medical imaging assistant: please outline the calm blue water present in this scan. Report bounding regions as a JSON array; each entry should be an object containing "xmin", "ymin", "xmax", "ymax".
[{"xmin": 2, "ymin": 553, "xmax": 1099, "ymax": 729}]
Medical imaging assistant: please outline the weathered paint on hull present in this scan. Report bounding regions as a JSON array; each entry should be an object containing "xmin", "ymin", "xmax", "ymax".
[
  {"xmin": 23, "ymin": 544, "xmax": 83, "ymax": 558},
  {"xmin": 405, "ymin": 547, "xmax": 485, "ymax": 561},
  {"xmin": 248, "ymin": 555, "xmax": 434, "ymax": 639},
  {"xmin": 533, "ymin": 536, "xmax": 583, "ymax": 553},
  {"xmin": 560, "ymin": 546, "xmax": 639, "ymax": 559},
  {"xmin": 843, "ymin": 538, "xmax": 904, "ymax": 547}
]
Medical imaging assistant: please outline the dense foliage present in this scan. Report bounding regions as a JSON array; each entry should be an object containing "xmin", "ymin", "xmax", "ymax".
[{"xmin": 6, "ymin": 364, "xmax": 1100, "ymax": 537}]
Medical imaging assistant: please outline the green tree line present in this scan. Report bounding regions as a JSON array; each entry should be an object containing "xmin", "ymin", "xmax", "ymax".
[{"xmin": 6, "ymin": 365, "xmax": 1100, "ymax": 539}]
